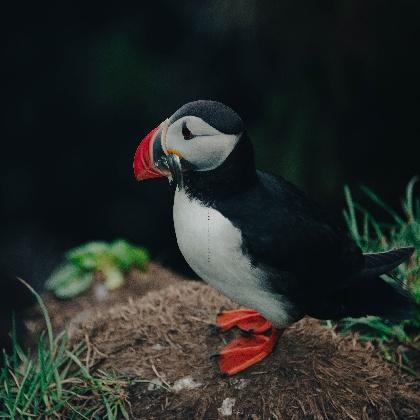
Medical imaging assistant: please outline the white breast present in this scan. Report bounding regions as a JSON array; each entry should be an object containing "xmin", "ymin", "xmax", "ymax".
[{"xmin": 173, "ymin": 188, "xmax": 292, "ymax": 327}]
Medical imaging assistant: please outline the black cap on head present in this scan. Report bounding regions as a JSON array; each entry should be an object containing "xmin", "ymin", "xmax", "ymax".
[{"xmin": 169, "ymin": 100, "xmax": 244, "ymax": 135}]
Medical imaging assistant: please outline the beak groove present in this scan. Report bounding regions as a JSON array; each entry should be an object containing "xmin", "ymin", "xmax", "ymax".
[{"xmin": 133, "ymin": 125, "xmax": 164, "ymax": 181}]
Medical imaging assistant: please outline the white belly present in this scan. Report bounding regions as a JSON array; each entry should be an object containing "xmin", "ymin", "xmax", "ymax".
[{"xmin": 173, "ymin": 188, "xmax": 292, "ymax": 327}]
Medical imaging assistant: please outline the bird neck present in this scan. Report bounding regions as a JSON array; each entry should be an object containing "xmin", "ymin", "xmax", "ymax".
[{"xmin": 183, "ymin": 132, "xmax": 258, "ymax": 205}]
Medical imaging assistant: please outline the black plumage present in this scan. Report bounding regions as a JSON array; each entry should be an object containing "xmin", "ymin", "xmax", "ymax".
[{"xmin": 170, "ymin": 100, "xmax": 244, "ymax": 135}]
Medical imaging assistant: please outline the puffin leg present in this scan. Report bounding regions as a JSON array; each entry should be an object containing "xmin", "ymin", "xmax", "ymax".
[
  {"xmin": 216, "ymin": 309, "xmax": 272, "ymax": 334},
  {"xmin": 217, "ymin": 328, "xmax": 282, "ymax": 375}
]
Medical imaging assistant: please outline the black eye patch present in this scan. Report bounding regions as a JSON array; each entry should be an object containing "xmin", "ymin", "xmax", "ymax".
[{"xmin": 182, "ymin": 121, "xmax": 194, "ymax": 140}]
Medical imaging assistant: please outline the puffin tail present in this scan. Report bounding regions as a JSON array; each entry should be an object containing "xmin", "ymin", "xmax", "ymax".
[
  {"xmin": 338, "ymin": 273, "xmax": 415, "ymax": 320},
  {"xmin": 361, "ymin": 247, "xmax": 415, "ymax": 278},
  {"xmin": 309, "ymin": 247, "xmax": 417, "ymax": 321},
  {"xmin": 337, "ymin": 247, "xmax": 416, "ymax": 320}
]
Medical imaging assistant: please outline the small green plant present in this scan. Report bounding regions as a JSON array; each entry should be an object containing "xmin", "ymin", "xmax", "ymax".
[
  {"xmin": 46, "ymin": 240, "xmax": 150, "ymax": 299},
  {"xmin": 336, "ymin": 177, "xmax": 419, "ymax": 374},
  {"xmin": 0, "ymin": 278, "xmax": 134, "ymax": 419}
]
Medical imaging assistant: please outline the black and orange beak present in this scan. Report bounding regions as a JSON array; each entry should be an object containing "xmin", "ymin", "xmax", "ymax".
[{"xmin": 133, "ymin": 120, "xmax": 185, "ymax": 188}]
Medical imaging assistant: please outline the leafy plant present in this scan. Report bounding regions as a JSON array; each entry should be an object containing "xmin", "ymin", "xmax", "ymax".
[
  {"xmin": 46, "ymin": 240, "xmax": 150, "ymax": 299},
  {"xmin": 335, "ymin": 177, "xmax": 419, "ymax": 374},
  {"xmin": 0, "ymin": 278, "xmax": 136, "ymax": 419}
]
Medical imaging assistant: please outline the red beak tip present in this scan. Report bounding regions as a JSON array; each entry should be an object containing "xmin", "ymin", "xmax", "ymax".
[{"xmin": 133, "ymin": 125, "xmax": 162, "ymax": 181}]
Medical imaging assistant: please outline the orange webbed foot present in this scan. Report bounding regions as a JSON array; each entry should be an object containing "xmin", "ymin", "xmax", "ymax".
[
  {"xmin": 216, "ymin": 308, "xmax": 272, "ymax": 334},
  {"xmin": 217, "ymin": 328, "xmax": 280, "ymax": 375},
  {"xmin": 215, "ymin": 308, "xmax": 283, "ymax": 375}
]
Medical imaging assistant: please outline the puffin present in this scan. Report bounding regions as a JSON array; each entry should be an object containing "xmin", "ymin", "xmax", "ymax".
[{"xmin": 133, "ymin": 100, "xmax": 415, "ymax": 375}]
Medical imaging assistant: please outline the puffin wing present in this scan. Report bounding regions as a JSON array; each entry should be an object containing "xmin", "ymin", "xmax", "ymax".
[
  {"xmin": 218, "ymin": 171, "xmax": 364, "ymax": 285},
  {"xmin": 216, "ymin": 172, "xmax": 415, "ymax": 320}
]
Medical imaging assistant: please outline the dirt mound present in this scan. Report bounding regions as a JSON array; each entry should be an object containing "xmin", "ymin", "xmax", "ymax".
[
  {"xmin": 69, "ymin": 280, "xmax": 419, "ymax": 419},
  {"xmin": 26, "ymin": 263, "xmax": 186, "ymax": 334}
]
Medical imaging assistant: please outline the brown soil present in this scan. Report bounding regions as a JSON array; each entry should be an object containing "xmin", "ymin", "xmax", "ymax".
[
  {"xmin": 51, "ymin": 269, "xmax": 420, "ymax": 420},
  {"xmin": 26, "ymin": 262, "xmax": 186, "ymax": 335}
]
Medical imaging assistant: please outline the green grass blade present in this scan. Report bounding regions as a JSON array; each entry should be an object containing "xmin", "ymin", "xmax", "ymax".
[
  {"xmin": 361, "ymin": 185, "xmax": 405, "ymax": 225},
  {"xmin": 344, "ymin": 185, "xmax": 361, "ymax": 245}
]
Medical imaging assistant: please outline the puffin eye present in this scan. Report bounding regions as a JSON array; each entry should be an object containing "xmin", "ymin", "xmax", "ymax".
[{"xmin": 182, "ymin": 122, "xmax": 194, "ymax": 140}]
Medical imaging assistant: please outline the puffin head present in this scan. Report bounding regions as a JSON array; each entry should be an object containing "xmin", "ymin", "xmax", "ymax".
[{"xmin": 133, "ymin": 100, "xmax": 246, "ymax": 189}]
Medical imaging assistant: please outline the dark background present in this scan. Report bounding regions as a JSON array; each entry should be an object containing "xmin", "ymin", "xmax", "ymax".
[{"xmin": 1, "ymin": 1, "xmax": 419, "ymax": 344}]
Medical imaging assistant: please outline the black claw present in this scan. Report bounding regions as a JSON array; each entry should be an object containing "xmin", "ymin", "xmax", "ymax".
[
  {"xmin": 217, "ymin": 306, "xmax": 227, "ymax": 315},
  {"xmin": 209, "ymin": 324, "xmax": 222, "ymax": 336},
  {"xmin": 210, "ymin": 353, "xmax": 220, "ymax": 359},
  {"xmin": 240, "ymin": 329, "xmax": 254, "ymax": 337}
]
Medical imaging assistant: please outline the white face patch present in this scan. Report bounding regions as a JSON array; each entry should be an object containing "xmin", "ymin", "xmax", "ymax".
[{"xmin": 165, "ymin": 116, "xmax": 240, "ymax": 171}]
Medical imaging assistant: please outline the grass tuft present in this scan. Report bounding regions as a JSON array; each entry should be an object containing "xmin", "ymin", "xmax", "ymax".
[
  {"xmin": 337, "ymin": 177, "xmax": 419, "ymax": 375},
  {"xmin": 0, "ymin": 278, "xmax": 134, "ymax": 419}
]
